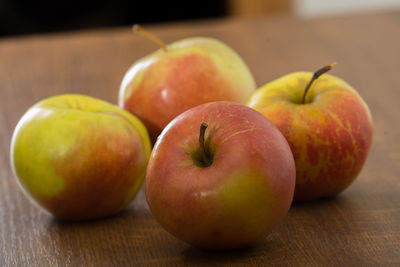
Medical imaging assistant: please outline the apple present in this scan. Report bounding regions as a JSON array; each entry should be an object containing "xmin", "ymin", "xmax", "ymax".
[
  {"xmin": 247, "ymin": 64, "xmax": 373, "ymax": 201},
  {"xmin": 145, "ymin": 101, "xmax": 295, "ymax": 250},
  {"xmin": 10, "ymin": 94, "xmax": 151, "ymax": 220},
  {"xmin": 119, "ymin": 25, "xmax": 256, "ymax": 143}
]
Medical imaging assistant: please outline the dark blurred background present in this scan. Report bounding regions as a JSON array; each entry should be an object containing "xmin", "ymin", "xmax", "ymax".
[
  {"xmin": 0, "ymin": 0, "xmax": 292, "ymax": 36},
  {"xmin": 1, "ymin": 0, "xmax": 398, "ymax": 37},
  {"xmin": 0, "ymin": 0, "xmax": 224, "ymax": 36}
]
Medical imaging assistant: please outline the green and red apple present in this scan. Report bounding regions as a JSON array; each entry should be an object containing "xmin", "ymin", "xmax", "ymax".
[
  {"xmin": 119, "ymin": 26, "xmax": 256, "ymax": 143},
  {"xmin": 247, "ymin": 64, "xmax": 373, "ymax": 201},
  {"xmin": 10, "ymin": 94, "xmax": 151, "ymax": 220},
  {"xmin": 145, "ymin": 101, "xmax": 295, "ymax": 250}
]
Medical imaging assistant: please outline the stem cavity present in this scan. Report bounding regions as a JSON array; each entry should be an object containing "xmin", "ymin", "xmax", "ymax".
[
  {"xmin": 132, "ymin": 24, "xmax": 168, "ymax": 52},
  {"xmin": 301, "ymin": 62, "xmax": 337, "ymax": 104}
]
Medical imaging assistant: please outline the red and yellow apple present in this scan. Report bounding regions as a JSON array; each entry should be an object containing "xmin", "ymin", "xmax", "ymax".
[
  {"xmin": 247, "ymin": 65, "xmax": 373, "ymax": 201},
  {"xmin": 10, "ymin": 94, "xmax": 151, "ymax": 220},
  {"xmin": 145, "ymin": 101, "xmax": 295, "ymax": 250},
  {"xmin": 119, "ymin": 26, "xmax": 256, "ymax": 143}
]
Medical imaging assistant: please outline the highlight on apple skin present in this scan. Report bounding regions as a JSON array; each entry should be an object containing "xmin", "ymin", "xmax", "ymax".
[
  {"xmin": 119, "ymin": 29, "xmax": 256, "ymax": 144},
  {"xmin": 247, "ymin": 68, "xmax": 373, "ymax": 201},
  {"xmin": 145, "ymin": 101, "xmax": 296, "ymax": 250},
  {"xmin": 10, "ymin": 94, "xmax": 151, "ymax": 220}
]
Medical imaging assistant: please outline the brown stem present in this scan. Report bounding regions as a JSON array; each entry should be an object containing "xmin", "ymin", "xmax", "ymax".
[
  {"xmin": 132, "ymin": 24, "xmax": 167, "ymax": 52},
  {"xmin": 301, "ymin": 62, "xmax": 337, "ymax": 104},
  {"xmin": 199, "ymin": 122, "xmax": 212, "ymax": 166}
]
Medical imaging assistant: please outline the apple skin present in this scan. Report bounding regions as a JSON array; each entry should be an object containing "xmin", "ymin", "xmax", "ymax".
[
  {"xmin": 10, "ymin": 94, "xmax": 151, "ymax": 220},
  {"xmin": 119, "ymin": 37, "xmax": 256, "ymax": 143},
  {"xmin": 145, "ymin": 101, "xmax": 295, "ymax": 250},
  {"xmin": 247, "ymin": 72, "xmax": 373, "ymax": 201}
]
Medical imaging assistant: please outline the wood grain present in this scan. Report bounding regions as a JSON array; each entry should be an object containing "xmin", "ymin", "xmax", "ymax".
[{"xmin": 1, "ymin": 12, "xmax": 400, "ymax": 266}]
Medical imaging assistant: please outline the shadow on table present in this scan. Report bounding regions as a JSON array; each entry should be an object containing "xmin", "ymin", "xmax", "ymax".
[
  {"xmin": 180, "ymin": 236, "xmax": 285, "ymax": 265},
  {"xmin": 37, "ymin": 195, "xmax": 154, "ymax": 265},
  {"xmin": 36, "ymin": 191, "xmax": 364, "ymax": 265},
  {"xmin": 180, "ymin": 195, "xmax": 355, "ymax": 265},
  {"xmin": 290, "ymin": 193, "xmax": 359, "ymax": 214},
  {"xmin": 173, "ymin": 194, "xmax": 354, "ymax": 266}
]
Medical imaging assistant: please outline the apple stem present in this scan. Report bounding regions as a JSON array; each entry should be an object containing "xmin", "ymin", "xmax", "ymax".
[
  {"xmin": 132, "ymin": 24, "xmax": 168, "ymax": 52},
  {"xmin": 301, "ymin": 62, "xmax": 337, "ymax": 104},
  {"xmin": 199, "ymin": 122, "xmax": 212, "ymax": 166}
]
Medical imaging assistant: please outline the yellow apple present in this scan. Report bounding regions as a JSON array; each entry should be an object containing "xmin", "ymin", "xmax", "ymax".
[{"xmin": 11, "ymin": 94, "xmax": 151, "ymax": 220}]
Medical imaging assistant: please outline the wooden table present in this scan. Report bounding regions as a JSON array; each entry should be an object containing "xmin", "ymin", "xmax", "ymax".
[{"xmin": 1, "ymin": 12, "xmax": 399, "ymax": 266}]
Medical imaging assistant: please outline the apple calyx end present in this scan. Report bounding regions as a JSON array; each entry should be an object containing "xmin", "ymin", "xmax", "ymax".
[
  {"xmin": 301, "ymin": 62, "xmax": 337, "ymax": 104},
  {"xmin": 132, "ymin": 24, "xmax": 168, "ymax": 53}
]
